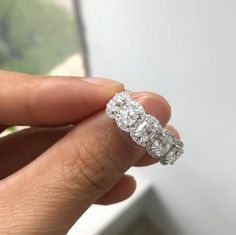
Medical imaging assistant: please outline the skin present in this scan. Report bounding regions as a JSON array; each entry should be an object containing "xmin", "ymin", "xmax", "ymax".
[{"xmin": 0, "ymin": 70, "xmax": 180, "ymax": 234}]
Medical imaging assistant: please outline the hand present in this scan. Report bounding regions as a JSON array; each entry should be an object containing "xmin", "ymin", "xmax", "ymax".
[{"xmin": 0, "ymin": 70, "xmax": 180, "ymax": 234}]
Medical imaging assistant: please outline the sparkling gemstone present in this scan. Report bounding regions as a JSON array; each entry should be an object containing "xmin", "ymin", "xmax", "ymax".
[
  {"xmin": 130, "ymin": 114, "xmax": 162, "ymax": 146},
  {"xmin": 162, "ymin": 141, "xmax": 184, "ymax": 165},
  {"xmin": 115, "ymin": 101, "xmax": 145, "ymax": 132},
  {"xmin": 106, "ymin": 92, "xmax": 131, "ymax": 119},
  {"xmin": 147, "ymin": 129, "xmax": 174, "ymax": 157}
]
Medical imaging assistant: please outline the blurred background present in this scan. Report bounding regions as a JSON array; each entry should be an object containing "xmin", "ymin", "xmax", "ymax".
[
  {"xmin": 1, "ymin": 0, "xmax": 236, "ymax": 235},
  {"xmin": 0, "ymin": 0, "xmax": 85, "ymax": 76}
]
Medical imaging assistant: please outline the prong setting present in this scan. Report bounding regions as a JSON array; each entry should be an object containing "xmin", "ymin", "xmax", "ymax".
[{"xmin": 106, "ymin": 92, "xmax": 184, "ymax": 165}]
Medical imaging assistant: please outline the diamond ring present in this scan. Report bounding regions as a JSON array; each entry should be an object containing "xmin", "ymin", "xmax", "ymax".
[{"xmin": 106, "ymin": 92, "xmax": 184, "ymax": 165}]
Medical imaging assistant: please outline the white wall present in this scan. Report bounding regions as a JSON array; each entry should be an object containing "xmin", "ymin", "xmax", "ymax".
[{"xmin": 80, "ymin": 1, "xmax": 236, "ymax": 234}]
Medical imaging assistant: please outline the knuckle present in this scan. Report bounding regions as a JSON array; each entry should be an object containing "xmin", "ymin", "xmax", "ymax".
[{"xmin": 60, "ymin": 134, "xmax": 122, "ymax": 195}]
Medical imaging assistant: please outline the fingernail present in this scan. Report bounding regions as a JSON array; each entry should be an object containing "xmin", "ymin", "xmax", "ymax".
[
  {"xmin": 132, "ymin": 92, "xmax": 171, "ymax": 115},
  {"xmin": 82, "ymin": 78, "xmax": 124, "ymax": 88},
  {"xmin": 131, "ymin": 92, "xmax": 160, "ymax": 100},
  {"xmin": 130, "ymin": 92, "xmax": 171, "ymax": 127}
]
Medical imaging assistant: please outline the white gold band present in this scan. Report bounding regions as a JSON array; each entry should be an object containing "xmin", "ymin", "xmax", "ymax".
[{"xmin": 106, "ymin": 92, "xmax": 184, "ymax": 165}]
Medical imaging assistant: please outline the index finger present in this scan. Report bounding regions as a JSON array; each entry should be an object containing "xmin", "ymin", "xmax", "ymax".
[{"xmin": 0, "ymin": 70, "xmax": 124, "ymax": 126}]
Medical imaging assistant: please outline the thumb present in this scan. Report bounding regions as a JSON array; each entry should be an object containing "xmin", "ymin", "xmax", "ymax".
[{"xmin": 0, "ymin": 92, "xmax": 171, "ymax": 234}]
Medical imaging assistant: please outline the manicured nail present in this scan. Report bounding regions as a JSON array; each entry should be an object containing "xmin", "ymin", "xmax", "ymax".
[{"xmin": 82, "ymin": 78, "xmax": 124, "ymax": 88}]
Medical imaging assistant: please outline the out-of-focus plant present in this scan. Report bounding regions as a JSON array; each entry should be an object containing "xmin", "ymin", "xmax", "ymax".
[{"xmin": 0, "ymin": 0, "xmax": 78, "ymax": 74}]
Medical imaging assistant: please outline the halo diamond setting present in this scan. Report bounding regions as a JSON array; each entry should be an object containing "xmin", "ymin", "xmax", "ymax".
[{"xmin": 106, "ymin": 92, "xmax": 184, "ymax": 165}]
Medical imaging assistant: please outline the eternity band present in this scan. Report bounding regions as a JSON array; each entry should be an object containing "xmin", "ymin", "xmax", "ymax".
[{"xmin": 106, "ymin": 92, "xmax": 184, "ymax": 165}]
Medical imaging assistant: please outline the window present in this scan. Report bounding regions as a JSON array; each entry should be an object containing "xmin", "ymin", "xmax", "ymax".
[{"xmin": 0, "ymin": 0, "xmax": 85, "ymax": 76}]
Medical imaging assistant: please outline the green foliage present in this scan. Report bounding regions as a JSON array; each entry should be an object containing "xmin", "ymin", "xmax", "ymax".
[
  {"xmin": 0, "ymin": 0, "xmax": 78, "ymax": 74},
  {"xmin": 6, "ymin": 126, "xmax": 17, "ymax": 133}
]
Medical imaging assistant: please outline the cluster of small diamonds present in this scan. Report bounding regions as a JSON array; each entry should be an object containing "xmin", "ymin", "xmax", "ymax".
[{"xmin": 106, "ymin": 92, "xmax": 184, "ymax": 165}]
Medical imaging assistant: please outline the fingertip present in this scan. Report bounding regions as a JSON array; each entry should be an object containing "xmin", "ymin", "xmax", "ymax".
[
  {"xmin": 81, "ymin": 78, "xmax": 124, "ymax": 90},
  {"xmin": 165, "ymin": 125, "xmax": 181, "ymax": 139},
  {"xmin": 96, "ymin": 175, "xmax": 136, "ymax": 205},
  {"xmin": 132, "ymin": 92, "xmax": 171, "ymax": 126}
]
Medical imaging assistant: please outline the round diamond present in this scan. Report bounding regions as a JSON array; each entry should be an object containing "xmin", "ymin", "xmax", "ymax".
[
  {"xmin": 115, "ymin": 101, "xmax": 145, "ymax": 132},
  {"xmin": 175, "ymin": 140, "xmax": 184, "ymax": 148},
  {"xmin": 106, "ymin": 92, "xmax": 131, "ymax": 119},
  {"xmin": 130, "ymin": 115, "xmax": 162, "ymax": 146},
  {"xmin": 147, "ymin": 129, "xmax": 174, "ymax": 157}
]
